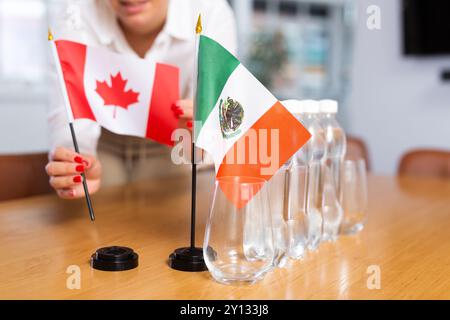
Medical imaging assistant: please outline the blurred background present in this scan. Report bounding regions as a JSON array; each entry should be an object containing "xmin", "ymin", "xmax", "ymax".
[{"xmin": 0, "ymin": 0, "xmax": 449, "ymax": 178}]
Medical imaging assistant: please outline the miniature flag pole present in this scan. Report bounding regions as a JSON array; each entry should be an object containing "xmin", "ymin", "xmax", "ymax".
[
  {"xmin": 168, "ymin": 14, "xmax": 207, "ymax": 272},
  {"xmin": 190, "ymin": 14, "xmax": 202, "ymax": 250},
  {"xmin": 48, "ymin": 28, "xmax": 95, "ymax": 221}
]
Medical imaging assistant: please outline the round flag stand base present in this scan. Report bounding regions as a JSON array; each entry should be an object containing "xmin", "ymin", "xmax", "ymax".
[{"xmin": 168, "ymin": 247, "xmax": 207, "ymax": 272}]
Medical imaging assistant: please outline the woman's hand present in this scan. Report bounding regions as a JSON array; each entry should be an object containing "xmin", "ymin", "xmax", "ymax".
[
  {"xmin": 45, "ymin": 146, "xmax": 102, "ymax": 199},
  {"xmin": 172, "ymin": 99, "xmax": 193, "ymax": 129}
]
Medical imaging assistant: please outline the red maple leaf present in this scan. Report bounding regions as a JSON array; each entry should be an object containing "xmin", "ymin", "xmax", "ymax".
[{"xmin": 95, "ymin": 72, "xmax": 139, "ymax": 118}]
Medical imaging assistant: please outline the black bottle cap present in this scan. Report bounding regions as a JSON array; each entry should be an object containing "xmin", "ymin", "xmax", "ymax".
[{"xmin": 90, "ymin": 246, "xmax": 138, "ymax": 271}]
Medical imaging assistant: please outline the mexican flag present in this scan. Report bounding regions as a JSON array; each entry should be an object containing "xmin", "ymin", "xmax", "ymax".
[
  {"xmin": 51, "ymin": 40, "xmax": 179, "ymax": 146},
  {"xmin": 195, "ymin": 35, "xmax": 311, "ymax": 207}
]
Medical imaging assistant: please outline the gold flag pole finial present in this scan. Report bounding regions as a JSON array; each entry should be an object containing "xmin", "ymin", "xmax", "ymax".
[
  {"xmin": 195, "ymin": 14, "xmax": 202, "ymax": 34},
  {"xmin": 48, "ymin": 28, "xmax": 53, "ymax": 41}
]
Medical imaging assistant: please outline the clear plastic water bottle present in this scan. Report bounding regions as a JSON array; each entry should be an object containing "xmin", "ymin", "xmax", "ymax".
[
  {"xmin": 321, "ymin": 165, "xmax": 343, "ymax": 241},
  {"xmin": 267, "ymin": 164, "xmax": 289, "ymax": 267},
  {"xmin": 318, "ymin": 100, "xmax": 346, "ymax": 241},
  {"xmin": 283, "ymin": 100, "xmax": 326, "ymax": 252},
  {"xmin": 285, "ymin": 162, "xmax": 308, "ymax": 259}
]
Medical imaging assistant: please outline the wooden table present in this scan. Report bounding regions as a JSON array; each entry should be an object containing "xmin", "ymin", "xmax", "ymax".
[{"xmin": 0, "ymin": 171, "xmax": 449, "ymax": 299}]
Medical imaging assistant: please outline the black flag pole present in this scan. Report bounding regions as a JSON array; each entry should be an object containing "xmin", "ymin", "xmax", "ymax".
[
  {"xmin": 48, "ymin": 28, "xmax": 95, "ymax": 221},
  {"xmin": 168, "ymin": 14, "xmax": 207, "ymax": 272},
  {"xmin": 69, "ymin": 123, "xmax": 96, "ymax": 221},
  {"xmin": 190, "ymin": 139, "xmax": 197, "ymax": 249}
]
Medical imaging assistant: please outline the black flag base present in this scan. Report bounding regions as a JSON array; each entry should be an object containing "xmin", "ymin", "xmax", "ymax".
[{"xmin": 168, "ymin": 247, "xmax": 207, "ymax": 272}]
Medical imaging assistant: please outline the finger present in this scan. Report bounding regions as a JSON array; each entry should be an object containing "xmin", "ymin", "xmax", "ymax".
[
  {"xmin": 173, "ymin": 107, "xmax": 193, "ymax": 119},
  {"xmin": 172, "ymin": 100, "xmax": 193, "ymax": 118},
  {"xmin": 51, "ymin": 146, "xmax": 82, "ymax": 163},
  {"xmin": 49, "ymin": 174, "xmax": 82, "ymax": 190},
  {"xmin": 83, "ymin": 157, "xmax": 102, "ymax": 180},
  {"xmin": 79, "ymin": 154, "xmax": 96, "ymax": 169},
  {"xmin": 71, "ymin": 179, "xmax": 101, "ymax": 198},
  {"xmin": 46, "ymin": 161, "xmax": 85, "ymax": 176},
  {"xmin": 178, "ymin": 109, "xmax": 193, "ymax": 119},
  {"xmin": 56, "ymin": 188, "xmax": 77, "ymax": 199},
  {"xmin": 173, "ymin": 99, "xmax": 193, "ymax": 110},
  {"xmin": 55, "ymin": 178, "xmax": 100, "ymax": 199}
]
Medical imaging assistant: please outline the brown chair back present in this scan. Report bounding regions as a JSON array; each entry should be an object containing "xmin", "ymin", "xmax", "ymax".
[
  {"xmin": 346, "ymin": 135, "xmax": 371, "ymax": 171},
  {"xmin": 0, "ymin": 153, "xmax": 52, "ymax": 201},
  {"xmin": 398, "ymin": 149, "xmax": 450, "ymax": 178}
]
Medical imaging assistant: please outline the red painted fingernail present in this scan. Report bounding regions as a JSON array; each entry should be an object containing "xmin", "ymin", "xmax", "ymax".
[
  {"xmin": 171, "ymin": 103, "xmax": 180, "ymax": 110},
  {"xmin": 73, "ymin": 175, "xmax": 82, "ymax": 183},
  {"xmin": 76, "ymin": 165, "xmax": 84, "ymax": 172},
  {"xmin": 175, "ymin": 109, "xmax": 184, "ymax": 116},
  {"xmin": 74, "ymin": 156, "xmax": 83, "ymax": 164},
  {"xmin": 186, "ymin": 120, "xmax": 192, "ymax": 128}
]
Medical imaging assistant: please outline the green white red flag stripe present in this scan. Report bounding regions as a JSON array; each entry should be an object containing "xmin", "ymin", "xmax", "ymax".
[{"xmin": 195, "ymin": 35, "xmax": 311, "ymax": 207}]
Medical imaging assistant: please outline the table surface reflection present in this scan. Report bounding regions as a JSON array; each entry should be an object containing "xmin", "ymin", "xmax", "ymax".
[{"xmin": 0, "ymin": 170, "xmax": 449, "ymax": 299}]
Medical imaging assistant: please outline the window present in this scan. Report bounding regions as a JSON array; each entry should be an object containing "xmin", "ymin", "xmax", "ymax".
[{"xmin": 0, "ymin": 0, "xmax": 66, "ymax": 101}]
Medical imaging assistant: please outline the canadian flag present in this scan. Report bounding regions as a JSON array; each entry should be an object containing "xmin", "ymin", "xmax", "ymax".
[{"xmin": 52, "ymin": 40, "xmax": 180, "ymax": 146}]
